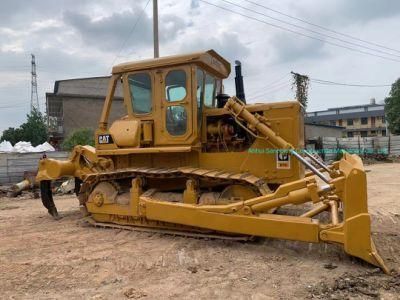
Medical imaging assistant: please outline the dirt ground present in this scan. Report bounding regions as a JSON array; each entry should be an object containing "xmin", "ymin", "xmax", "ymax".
[{"xmin": 0, "ymin": 163, "xmax": 399, "ymax": 299}]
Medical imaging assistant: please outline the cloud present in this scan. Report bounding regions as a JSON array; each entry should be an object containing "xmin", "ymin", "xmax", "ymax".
[
  {"xmin": 63, "ymin": 6, "xmax": 189, "ymax": 56},
  {"xmin": 269, "ymin": 33, "xmax": 328, "ymax": 64},
  {"xmin": 0, "ymin": 0, "xmax": 93, "ymax": 27},
  {"xmin": 295, "ymin": 0, "xmax": 400, "ymax": 27},
  {"xmin": 0, "ymin": 0, "xmax": 400, "ymax": 134},
  {"xmin": 63, "ymin": 9, "xmax": 153, "ymax": 52},
  {"xmin": 178, "ymin": 32, "xmax": 250, "ymax": 65},
  {"xmin": 191, "ymin": 0, "xmax": 200, "ymax": 10},
  {"xmin": 160, "ymin": 14, "xmax": 191, "ymax": 43},
  {"xmin": 337, "ymin": 0, "xmax": 400, "ymax": 23}
]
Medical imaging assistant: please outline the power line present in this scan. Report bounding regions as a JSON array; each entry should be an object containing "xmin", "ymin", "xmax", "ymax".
[
  {"xmin": 0, "ymin": 99, "xmax": 35, "ymax": 105},
  {"xmin": 249, "ymin": 82, "xmax": 292, "ymax": 99},
  {"xmin": 221, "ymin": 0, "xmax": 400, "ymax": 59},
  {"xmin": 310, "ymin": 78, "xmax": 392, "ymax": 87},
  {"xmin": 198, "ymin": 0, "xmax": 400, "ymax": 63},
  {"xmin": 243, "ymin": 0, "xmax": 400, "ymax": 54},
  {"xmin": 109, "ymin": 0, "xmax": 151, "ymax": 70},
  {"xmin": 247, "ymin": 72, "xmax": 290, "ymax": 96},
  {"xmin": 0, "ymin": 103, "xmax": 28, "ymax": 109},
  {"xmin": 251, "ymin": 79, "xmax": 291, "ymax": 95},
  {"xmin": 251, "ymin": 84, "xmax": 292, "ymax": 100}
]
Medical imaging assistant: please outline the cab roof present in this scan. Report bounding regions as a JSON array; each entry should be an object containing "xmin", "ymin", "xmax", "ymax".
[{"xmin": 112, "ymin": 49, "xmax": 231, "ymax": 79}]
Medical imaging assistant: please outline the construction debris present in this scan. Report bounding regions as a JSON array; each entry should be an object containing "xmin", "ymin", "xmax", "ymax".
[
  {"xmin": 0, "ymin": 185, "xmax": 11, "ymax": 196},
  {"xmin": 0, "ymin": 141, "xmax": 55, "ymax": 153},
  {"xmin": 56, "ymin": 178, "xmax": 75, "ymax": 194},
  {"xmin": 9, "ymin": 179, "xmax": 32, "ymax": 197}
]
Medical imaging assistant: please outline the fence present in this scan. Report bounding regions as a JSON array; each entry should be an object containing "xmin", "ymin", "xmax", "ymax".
[
  {"xmin": 0, "ymin": 152, "xmax": 69, "ymax": 184},
  {"xmin": 317, "ymin": 135, "xmax": 400, "ymax": 162}
]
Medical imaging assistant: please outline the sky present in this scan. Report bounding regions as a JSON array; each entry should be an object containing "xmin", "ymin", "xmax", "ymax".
[{"xmin": 0, "ymin": 0, "xmax": 399, "ymax": 134}]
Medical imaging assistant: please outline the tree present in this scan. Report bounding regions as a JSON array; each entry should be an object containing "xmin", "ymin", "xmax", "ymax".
[
  {"xmin": 20, "ymin": 108, "xmax": 48, "ymax": 146},
  {"xmin": 291, "ymin": 71, "xmax": 310, "ymax": 109},
  {"xmin": 62, "ymin": 128, "xmax": 94, "ymax": 150},
  {"xmin": 0, "ymin": 127, "xmax": 24, "ymax": 145},
  {"xmin": 0, "ymin": 108, "xmax": 48, "ymax": 146},
  {"xmin": 384, "ymin": 78, "xmax": 400, "ymax": 135}
]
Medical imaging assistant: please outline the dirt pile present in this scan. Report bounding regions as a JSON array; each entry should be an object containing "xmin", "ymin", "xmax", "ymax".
[{"xmin": 308, "ymin": 270, "xmax": 400, "ymax": 299}]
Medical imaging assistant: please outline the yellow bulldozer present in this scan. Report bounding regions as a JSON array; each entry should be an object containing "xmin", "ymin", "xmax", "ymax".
[{"xmin": 37, "ymin": 50, "xmax": 388, "ymax": 273}]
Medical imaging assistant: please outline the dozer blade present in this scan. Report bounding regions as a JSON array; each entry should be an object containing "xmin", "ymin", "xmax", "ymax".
[
  {"xmin": 320, "ymin": 211, "xmax": 389, "ymax": 274},
  {"xmin": 340, "ymin": 154, "xmax": 389, "ymax": 273}
]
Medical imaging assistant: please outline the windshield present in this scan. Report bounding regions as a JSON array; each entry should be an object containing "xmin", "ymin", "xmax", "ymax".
[{"xmin": 128, "ymin": 73, "xmax": 152, "ymax": 114}]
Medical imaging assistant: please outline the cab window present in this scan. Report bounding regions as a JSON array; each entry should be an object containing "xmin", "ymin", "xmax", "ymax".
[
  {"xmin": 196, "ymin": 68, "xmax": 204, "ymax": 128},
  {"xmin": 215, "ymin": 79, "xmax": 222, "ymax": 95},
  {"xmin": 128, "ymin": 73, "xmax": 152, "ymax": 114},
  {"xmin": 204, "ymin": 73, "xmax": 216, "ymax": 107},
  {"xmin": 166, "ymin": 105, "xmax": 187, "ymax": 136},
  {"xmin": 165, "ymin": 70, "xmax": 187, "ymax": 102}
]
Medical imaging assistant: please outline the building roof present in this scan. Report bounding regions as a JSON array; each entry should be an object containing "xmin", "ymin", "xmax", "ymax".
[
  {"xmin": 48, "ymin": 76, "xmax": 123, "ymax": 99},
  {"xmin": 306, "ymin": 101, "xmax": 385, "ymax": 122},
  {"xmin": 307, "ymin": 103, "xmax": 384, "ymax": 116},
  {"xmin": 305, "ymin": 123, "xmax": 345, "ymax": 129},
  {"xmin": 112, "ymin": 49, "xmax": 231, "ymax": 79},
  {"xmin": 306, "ymin": 110, "xmax": 385, "ymax": 122},
  {"xmin": 53, "ymin": 76, "xmax": 110, "ymax": 94},
  {"xmin": 325, "ymin": 103, "xmax": 383, "ymax": 111}
]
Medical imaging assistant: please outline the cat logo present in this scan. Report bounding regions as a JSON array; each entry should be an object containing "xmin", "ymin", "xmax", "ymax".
[
  {"xmin": 276, "ymin": 151, "xmax": 291, "ymax": 169},
  {"xmin": 98, "ymin": 134, "xmax": 113, "ymax": 144}
]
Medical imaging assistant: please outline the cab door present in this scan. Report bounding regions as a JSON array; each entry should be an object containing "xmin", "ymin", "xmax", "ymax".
[{"xmin": 158, "ymin": 65, "xmax": 195, "ymax": 145}]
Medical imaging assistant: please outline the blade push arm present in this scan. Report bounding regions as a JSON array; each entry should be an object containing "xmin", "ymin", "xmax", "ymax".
[
  {"xmin": 224, "ymin": 97, "xmax": 331, "ymax": 183},
  {"xmin": 220, "ymin": 96, "xmax": 389, "ymax": 273}
]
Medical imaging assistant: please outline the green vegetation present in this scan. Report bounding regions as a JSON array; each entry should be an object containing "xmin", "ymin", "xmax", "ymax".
[
  {"xmin": 62, "ymin": 128, "xmax": 94, "ymax": 150},
  {"xmin": 0, "ymin": 108, "xmax": 48, "ymax": 146},
  {"xmin": 291, "ymin": 71, "xmax": 310, "ymax": 109},
  {"xmin": 385, "ymin": 78, "xmax": 400, "ymax": 135}
]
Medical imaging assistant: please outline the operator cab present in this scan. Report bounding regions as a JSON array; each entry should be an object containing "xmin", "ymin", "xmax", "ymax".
[{"xmin": 97, "ymin": 50, "xmax": 230, "ymax": 150}]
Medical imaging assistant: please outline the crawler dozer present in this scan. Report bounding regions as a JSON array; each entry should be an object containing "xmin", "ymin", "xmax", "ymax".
[{"xmin": 37, "ymin": 50, "xmax": 388, "ymax": 273}]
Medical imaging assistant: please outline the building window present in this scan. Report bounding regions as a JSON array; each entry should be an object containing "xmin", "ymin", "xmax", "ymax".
[
  {"xmin": 382, "ymin": 129, "xmax": 386, "ymax": 136},
  {"xmin": 338, "ymin": 119, "xmax": 343, "ymax": 126},
  {"xmin": 165, "ymin": 70, "xmax": 187, "ymax": 102},
  {"xmin": 330, "ymin": 120, "xmax": 336, "ymax": 126},
  {"xmin": 347, "ymin": 119, "xmax": 353, "ymax": 126},
  {"xmin": 128, "ymin": 73, "xmax": 152, "ymax": 114},
  {"xmin": 371, "ymin": 130, "xmax": 376, "ymax": 136},
  {"xmin": 361, "ymin": 117, "xmax": 368, "ymax": 125},
  {"xmin": 382, "ymin": 116, "xmax": 386, "ymax": 123},
  {"xmin": 361, "ymin": 131, "xmax": 367, "ymax": 137},
  {"xmin": 347, "ymin": 132, "xmax": 354, "ymax": 138}
]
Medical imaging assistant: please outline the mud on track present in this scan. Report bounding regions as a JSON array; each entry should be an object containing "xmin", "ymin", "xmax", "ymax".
[{"xmin": 0, "ymin": 163, "xmax": 399, "ymax": 299}]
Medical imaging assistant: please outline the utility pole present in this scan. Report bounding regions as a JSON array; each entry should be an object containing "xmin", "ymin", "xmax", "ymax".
[
  {"xmin": 153, "ymin": 0, "xmax": 159, "ymax": 58},
  {"xmin": 30, "ymin": 54, "xmax": 39, "ymax": 112}
]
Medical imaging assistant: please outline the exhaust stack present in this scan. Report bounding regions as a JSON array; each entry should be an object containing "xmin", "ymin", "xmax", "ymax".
[{"xmin": 234, "ymin": 60, "xmax": 246, "ymax": 103}]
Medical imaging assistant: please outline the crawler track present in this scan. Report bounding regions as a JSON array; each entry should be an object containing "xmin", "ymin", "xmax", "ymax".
[
  {"xmin": 76, "ymin": 166, "xmax": 271, "ymax": 239},
  {"xmin": 78, "ymin": 166, "xmax": 271, "ymax": 204}
]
